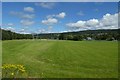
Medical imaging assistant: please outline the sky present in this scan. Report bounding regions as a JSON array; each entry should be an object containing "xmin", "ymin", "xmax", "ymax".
[
  {"xmin": 2, "ymin": 2, "xmax": 118, "ymax": 34},
  {"xmin": 2, "ymin": 0, "xmax": 120, "ymax": 2}
]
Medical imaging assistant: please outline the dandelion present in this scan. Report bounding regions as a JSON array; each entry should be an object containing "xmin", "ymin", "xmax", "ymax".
[
  {"xmin": 11, "ymin": 72, "xmax": 14, "ymax": 76},
  {"xmin": 2, "ymin": 64, "xmax": 26, "ymax": 78}
]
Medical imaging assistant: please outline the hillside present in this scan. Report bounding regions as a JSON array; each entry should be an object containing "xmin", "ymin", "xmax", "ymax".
[
  {"xmin": 1, "ymin": 28, "xmax": 120, "ymax": 41},
  {"xmin": 37, "ymin": 29, "xmax": 120, "ymax": 40}
]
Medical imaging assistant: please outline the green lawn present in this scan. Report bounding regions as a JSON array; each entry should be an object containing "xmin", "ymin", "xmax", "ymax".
[
  {"xmin": 2, "ymin": 40, "xmax": 118, "ymax": 78},
  {"xmin": 0, "ymin": 41, "xmax": 2, "ymax": 78}
]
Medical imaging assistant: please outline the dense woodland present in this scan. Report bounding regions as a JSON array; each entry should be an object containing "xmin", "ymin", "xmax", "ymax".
[
  {"xmin": 1, "ymin": 28, "xmax": 120, "ymax": 41},
  {"xmin": 1, "ymin": 29, "xmax": 33, "ymax": 40}
]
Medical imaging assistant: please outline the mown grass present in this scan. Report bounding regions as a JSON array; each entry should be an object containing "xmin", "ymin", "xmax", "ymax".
[
  {"xmin": 0, "ymin": 40, "xmax": 2, "ymax": 78},
  {"xmin": 2, "ymin": 40, "xmax": 118, "ymax": 78}
]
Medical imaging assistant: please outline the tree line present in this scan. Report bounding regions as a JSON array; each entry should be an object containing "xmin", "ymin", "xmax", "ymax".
[
  {"xmin": 37, "ymin": 29, "xmax": 120, "ymax": 41},
  {"xmin": 1, "ymin": 29, "xmax": 33, "ymax": 40},
  {"xmin": 1, "ymin": 28, "xmax": 120, "ymax": 41}
]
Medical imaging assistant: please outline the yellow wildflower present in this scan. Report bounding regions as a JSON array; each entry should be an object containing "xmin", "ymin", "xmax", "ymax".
[{"xmin": 11, "ymin": 72, "xmax": 14, "ymax": 76}]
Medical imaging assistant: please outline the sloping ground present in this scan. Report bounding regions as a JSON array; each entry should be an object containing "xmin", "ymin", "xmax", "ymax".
[{"xmin": 2, "ymin": 40, "xmax": 118, "ymax": 78}]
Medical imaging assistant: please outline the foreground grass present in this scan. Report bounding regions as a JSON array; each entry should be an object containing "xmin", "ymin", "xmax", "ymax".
[
  {"xmin": 2, "ymin": 40, "xmax": 118, "ymax": 78},
  {"xmin": 0, "ymin": 41, "xmax": 2, "ymax": 78}
]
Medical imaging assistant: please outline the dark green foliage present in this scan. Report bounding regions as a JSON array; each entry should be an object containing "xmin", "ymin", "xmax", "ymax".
[
  {"xmin": 66, "ymin": 35, "xmax": 74, "ymax": 40},
  {"xmin": 73, "ymin": 35, "xmax": 83, "ymax": 41},
  {"xmin": 1, "ymin": 29, "xmax": 32, "ymax": 40},
  {"xmin": 37, "ymin": 29, "xmax": 120, "ymax": 41},
  {"xmin": 59, "ymin": 33, "xmax": 67, "ymax": 40},
  {"xmin": 1, "ymin": 28, "xmax": 120, "ymax": 41}
]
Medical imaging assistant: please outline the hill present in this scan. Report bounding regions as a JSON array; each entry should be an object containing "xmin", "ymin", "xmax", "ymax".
[{"xmin": 1, "ymin": 28, "xmax": 120, "ymax": 41}]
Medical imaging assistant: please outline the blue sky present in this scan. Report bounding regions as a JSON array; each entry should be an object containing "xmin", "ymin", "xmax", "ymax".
[{"xmin": 2, "ymin": 2, "xmax": 118, "ymax": 34}]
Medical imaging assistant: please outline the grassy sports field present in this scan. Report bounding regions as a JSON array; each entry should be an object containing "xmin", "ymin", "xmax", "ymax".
[{"xmin": 2, "ymin": 40, "xmax": 118, "ymax": 78}]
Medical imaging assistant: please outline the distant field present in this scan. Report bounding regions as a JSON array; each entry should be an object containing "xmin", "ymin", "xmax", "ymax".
[{"xmin": 2, "ymin": 40, "xmax": 118, "ymax": 78}]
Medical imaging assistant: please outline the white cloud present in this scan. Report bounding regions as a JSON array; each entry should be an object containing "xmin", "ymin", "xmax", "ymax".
[
  {"xmin": 86, "ymin": 19, "xmax": 99, "ymax": 27},
  {"xmin": 56, "ymin": 12, "xmax": 66, "ymax": 18},
  {"xmin": 66, "ymin": 20, "xmax": 86, "ymax": 29},
  {"xmin": 99, "ymin": 13, "xmax": 118, "ymax": 29},
  {"xmin": 66, "ymin": 13, "xmax": 118, "ymax": 30},
  {"xmin": 22, "ymin": 14, "xmax": 35, "ymax": 19},
  {"xmin": 24, "ymin": 7, "xmax": 34, "ymax": 13},
  {"xmin": 35, "ymin": 2, "xmax": 55, "ymax": 9},
  {"xmin": 7, "ymin": 23, "xmax": 14, "ymax": 26},
  {"xmin": 18, "ymin": 29, "xmax": 30, "ymax": 34},
  {"xmin": 37, "ymin": 26, "xmax": 53, "ymax": 33},
  {"xmin": 46, "ymin": 14, "xmax": 56, "ymax": 19},
  {"xmin": 10, "ymin": 11, "xmax": 22, "ymax": 16},
  {"xmin": 19, "ymin": 31, "xmax": 30, "ymax": 34},
  {"xmin": 6, "ymin": 27, "xmax": 15, "ymax": 31},
  {"xmin": 38, "ymin": 29, "xmax": 46, "ymax": 33},
  {"xmin": 47, "ymin": 26, "xmax": 53, "ymax": 33},
  {"xmin": 1, "ymin": 23, "xmax": 14, "ymax": 27},
  {"xmin": 77, "ymin": 11, "xmax": 84, "ymax": 16},
  {"xmin": 60, "ymin": 30, "xmax": 69, "ymax": 33},
  {"xmin": 42, "ymin": 18, "xmax": 58, "ymax": 25},
  {"xmin": 10, "ymin": 11, "xmax": 35, "ymax": 19},
  {"xmin": 47, "ymin": 12, "xmax": 66, "ymax": 19},
  {"xmin": 19, "ymin": 29, "xmax": 25, "ymax": 32},
  {"xmin": 3, "ymin": 27, "xmax": 15, "ymax": 32},
  {"xmin": 20, "ymin": 20, "xmax": 35, "ymax": 26},
  {"xmin": 48, "ymin": 26, "xmax": 53, "ymax": 30}
]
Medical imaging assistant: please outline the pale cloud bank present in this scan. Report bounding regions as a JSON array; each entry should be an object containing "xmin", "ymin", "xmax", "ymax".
[{"xmin": 66, "ymin": 13, "xmax": 118, "ymax": 30}]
